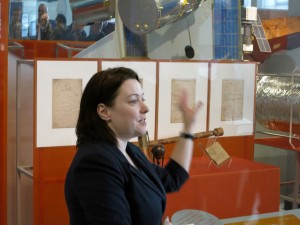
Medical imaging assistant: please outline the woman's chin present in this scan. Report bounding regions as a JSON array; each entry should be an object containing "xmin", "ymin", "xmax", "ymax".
[{"xmin": 135, "ymin": 130, "xmax": 147, "ymax": 138}]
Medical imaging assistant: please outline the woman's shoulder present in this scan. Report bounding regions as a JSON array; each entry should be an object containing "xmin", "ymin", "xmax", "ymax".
[
  {"xmin": 69, "ymin": 143, "xmax": 129, "ymax": 180},
  {"xmin": 77, "ymin": 143, "xmax": 120, "ymax": 157},
  {"xmin": 74, "ymin": 142, "xmax": 129, "ymax": 166},
  {"xmin": 68, "ymin": 143, "xmax": 131, "ymax": 184}
]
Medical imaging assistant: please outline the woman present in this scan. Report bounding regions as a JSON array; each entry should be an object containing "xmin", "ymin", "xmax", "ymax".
[{"xmin": 64, "ymin": 67, "xmax": 202, "ymax": 225}]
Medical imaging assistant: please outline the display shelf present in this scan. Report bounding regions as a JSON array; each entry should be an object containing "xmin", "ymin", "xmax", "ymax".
[{"xmin": 255, "ymin": 136, "xmax": 300, "ymax": 151}]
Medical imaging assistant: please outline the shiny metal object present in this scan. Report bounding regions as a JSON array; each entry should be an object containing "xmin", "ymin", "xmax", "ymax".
[
  {"xmin": 256, "ymin": 73, "xmax": 300, "ymax": 134},
  {"xmin": 138, "ymin": 131, "xmax": 152, "ymax": 161},
  {"xmin": 70, "ymin": 0, "xmax": 115, "ymax": 26},
  {"xmin": 118, "ymin": 0, "xmax": 205, "ymax": 34}
]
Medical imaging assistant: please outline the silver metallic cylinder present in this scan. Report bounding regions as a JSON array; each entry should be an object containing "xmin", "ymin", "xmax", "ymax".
[
  {"xmin": 118, "ymin": 0, "xmax": 203, "ymax": 34},
  {"xmin": 256, "ymin": 73, "xmax": 300, "ymax": 134},
  {"xmin": 69, "ymin": 0, "xmax": 115, "ymax": 26}
]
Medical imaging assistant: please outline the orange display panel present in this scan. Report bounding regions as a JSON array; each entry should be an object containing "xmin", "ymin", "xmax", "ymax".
[
  {"xmin": 164, "ymin": 156, "xmax": 280, "ymax": 220},
  {"xmin": 33, "ymin": 146, "xmax": 76, "ymax": 225},
  {"xmin": 0, "ymin": 1, "xmax": 9, "ymax": 224},
  {"xmin": 16, "ymin": 40, "xmax": 93, "ymax": 59}
]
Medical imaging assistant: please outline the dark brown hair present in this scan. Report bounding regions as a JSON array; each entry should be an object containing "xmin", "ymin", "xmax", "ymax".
[{"xmin": 76, "ymin": 67, "xmax": 140, "ymax": 147}]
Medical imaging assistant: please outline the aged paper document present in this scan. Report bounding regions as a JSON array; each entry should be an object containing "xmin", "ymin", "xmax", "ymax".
[
  {"xmin": 205, "ymin": 142, "xmax": 230, "ymax": 166},
  {"xmin": 171, "ymin": 79, "xmax": 196, "ymax": 123},
  {"xmin": 52, "ymin": 79, "xmax": 82, "ymax": 128},
  {"xmin": 221, "ymin": 79, "xmax": 244, "ymax": 121}
]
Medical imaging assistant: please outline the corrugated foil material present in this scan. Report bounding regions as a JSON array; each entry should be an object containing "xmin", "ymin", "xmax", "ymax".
[{"xmin": 256, "ymin": 73, "xmax": 300, "ymax": 134}]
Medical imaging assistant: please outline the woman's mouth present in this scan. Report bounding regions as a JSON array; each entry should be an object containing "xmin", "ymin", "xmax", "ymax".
[{"xmin": 139, "ymin": 119, "xmax": 147, "ymax": 125}]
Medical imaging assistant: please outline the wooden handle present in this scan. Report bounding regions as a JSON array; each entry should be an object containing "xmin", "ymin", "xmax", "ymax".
[{"xmin": 149, "ymin": 127, "xmax": 224, "ymax": 146}]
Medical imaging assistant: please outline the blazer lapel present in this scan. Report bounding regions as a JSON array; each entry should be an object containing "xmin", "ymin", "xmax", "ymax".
[{"xmin": 126, "ymin": 146, "xmax": 166, "ymax": 200}]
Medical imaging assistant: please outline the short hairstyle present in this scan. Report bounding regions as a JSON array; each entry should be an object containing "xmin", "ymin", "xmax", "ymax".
[
  {"xmin": 76, "ymin": 67, "xmax": 140, "ymax": 147},
  {"xmin": 38, "ymin": 4, "xmax": 48, "ymax": 13},
  {"xmin": 40, "ymin": 13, "xmax": 49, "ymax": 21},
  {"xmin": 56, "ymin": 14, "xmax": 66, "ymax": 25}
]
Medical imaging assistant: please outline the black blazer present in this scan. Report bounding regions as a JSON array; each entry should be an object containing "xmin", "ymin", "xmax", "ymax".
[{"xmin": 65, "ymin": 142, "xmax": 189, "ymax": 225}]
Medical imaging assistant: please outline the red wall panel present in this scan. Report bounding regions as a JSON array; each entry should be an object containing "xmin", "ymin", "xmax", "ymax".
[{"xmin": 0, "ymin": 1, "xmax": 9, "ymax": 225}]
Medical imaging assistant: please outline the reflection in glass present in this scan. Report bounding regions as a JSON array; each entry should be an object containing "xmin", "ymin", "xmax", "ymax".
[{"xmin": 8, "ymin": 0, "xmax": 115, "ymax": 42}]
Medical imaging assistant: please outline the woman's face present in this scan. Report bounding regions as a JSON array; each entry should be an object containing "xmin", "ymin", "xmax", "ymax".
[{"xmin": 107, "ymin": 79, "xmax": 149, "ymax": 141}]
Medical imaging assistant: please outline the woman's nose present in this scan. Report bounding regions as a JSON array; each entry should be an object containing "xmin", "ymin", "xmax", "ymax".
[{"xmin": 141, "ymin": 102, "xmax": 149, "ymax": 113}]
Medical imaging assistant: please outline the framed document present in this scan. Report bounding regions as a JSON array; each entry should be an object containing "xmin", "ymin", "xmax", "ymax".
[
  {"xmin": 101, "ymin": 60, "xmax": 157, "ymax": 142},
  {"xmin": 209, "ymin": 62, "xmax": 256, "ymax": 136},
  {"xmin": 157, "ymin": 61, "xmax": 208, "ymax": 139},
  {"xmin": 36, "ymin": 60, "xmax": 98, "ymax": 147}
]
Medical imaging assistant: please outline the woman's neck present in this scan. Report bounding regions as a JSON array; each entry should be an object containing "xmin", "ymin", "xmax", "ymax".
[
  {"xmin": 117, "ymin": 138, "xmax": 127, "ymax": 153},
  {"xmin": 117, "ymin": 138, "xmax": 138, "ymax": 168}
]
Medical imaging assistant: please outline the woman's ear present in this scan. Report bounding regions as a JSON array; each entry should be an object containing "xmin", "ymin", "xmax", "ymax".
[{"xmin": 97, "ymin": 103, "xmax": 111, "ymax": 121}]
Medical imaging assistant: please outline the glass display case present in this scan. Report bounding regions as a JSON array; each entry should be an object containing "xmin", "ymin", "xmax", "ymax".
[{"xmin": 8, "ymin": 0, "xmax": 115, "ymax": 41}]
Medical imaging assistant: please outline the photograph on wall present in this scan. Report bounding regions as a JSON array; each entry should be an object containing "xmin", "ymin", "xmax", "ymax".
[
  {"xmin": 157, "ymin": 61, "xmax": 208, "ymax": 140},
  {"xmin": 36, "ymin": 60, "xmax": 98, "ymax": 147},
  {"xmin": 101, "ymin": 60, "xmax": 157, "ymax": 142},
  {"xmin": 209, "ymin": 62, "xmax": 256, "ymax": 136}
]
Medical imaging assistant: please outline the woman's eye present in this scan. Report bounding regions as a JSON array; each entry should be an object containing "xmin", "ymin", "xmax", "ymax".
[{"xmin": 129, "ymin": 100, "xmax": 138, "ymax": 104}]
